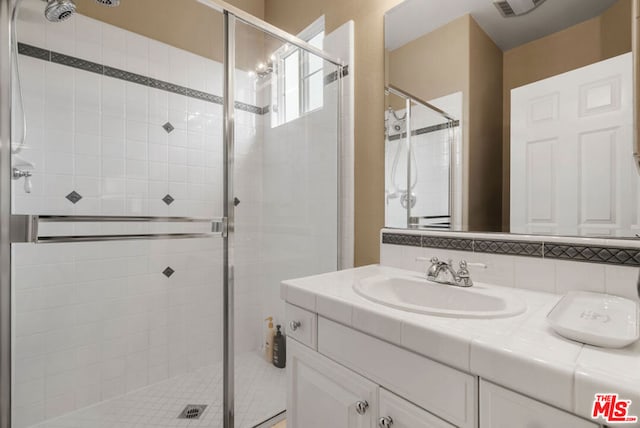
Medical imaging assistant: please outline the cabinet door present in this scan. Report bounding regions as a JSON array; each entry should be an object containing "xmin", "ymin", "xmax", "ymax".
[
  {"xmin": 378, "ymin": 389, "xmax": 455, "ymax": 428},
  {"xmin": 288, "ymin": 339, "xmax": 378, "ymax": 428},
  {"xmin": 480, "ymin": 380, "xmax": 599, "ymax": 428}
]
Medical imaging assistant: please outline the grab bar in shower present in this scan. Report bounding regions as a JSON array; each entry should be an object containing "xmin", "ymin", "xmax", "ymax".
[{"xmin": 10, "ymin": 215, "xmax": 226, "ymax": 243}]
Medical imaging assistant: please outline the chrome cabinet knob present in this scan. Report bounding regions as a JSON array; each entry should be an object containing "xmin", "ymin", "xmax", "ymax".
[
  {"xmin": 355, "ymin": 400, "xmax": 369, "ymax": 415},
  {"xmin": 378, "ymin": 416, "xmax": 394, "ymax": 427},
  {"xmin": 289, "ymin": 320, "xmax": 301, "ymax": 331}
]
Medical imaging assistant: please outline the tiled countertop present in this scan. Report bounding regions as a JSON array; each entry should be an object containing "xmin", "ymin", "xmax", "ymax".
[{"xmin": 281, "ymin": 265, "xmax": 640, "ymax": 425}]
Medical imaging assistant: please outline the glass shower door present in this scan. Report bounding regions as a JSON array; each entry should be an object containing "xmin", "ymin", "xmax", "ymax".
[
  {"xmin": 230, "ymin": 17, "xmax": 341, "ymax": 428},
  {"xmin": 10, "ymin": 1, "xmax": 226, "ymax": 427}
]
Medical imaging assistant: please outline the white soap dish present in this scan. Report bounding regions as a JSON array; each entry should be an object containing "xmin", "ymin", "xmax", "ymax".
[{"xmin": 547, "ymin": 291, "xmax": 639, "ymax": 348}]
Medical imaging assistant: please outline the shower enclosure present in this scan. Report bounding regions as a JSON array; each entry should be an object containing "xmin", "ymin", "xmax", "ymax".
[
  {"xmin": 384, "ymin": 85, "xmax": 460, "ymax": 230},
  {"xmin": 0, "ymin": 1, "xmax": 344, "ymax": 427}
]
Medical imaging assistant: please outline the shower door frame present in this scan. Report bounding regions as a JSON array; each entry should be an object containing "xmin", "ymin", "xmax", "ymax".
[{"xmin": 0, "ymin": 1, "xmax": 345, "ymax": 428}]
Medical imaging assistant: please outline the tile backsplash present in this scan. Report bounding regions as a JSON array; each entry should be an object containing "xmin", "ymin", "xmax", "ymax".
[{"xmin": 380, "ymin": 228, "xmax": 640, "ymax": 301}]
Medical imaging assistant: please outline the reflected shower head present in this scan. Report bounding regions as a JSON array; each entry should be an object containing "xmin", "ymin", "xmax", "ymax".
[
  {"xmin": 93, "ymin": 0, "xmax": 120, "ymax": 6},
  {"xmin": 44, "ymin": 0, "xmax": 76, "ymax": 22}
]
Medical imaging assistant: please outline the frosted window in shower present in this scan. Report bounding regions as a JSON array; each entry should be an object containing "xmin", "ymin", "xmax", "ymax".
[{"xmin": 283, "ymin": 50, "xmax": 300, "ymax": 123}]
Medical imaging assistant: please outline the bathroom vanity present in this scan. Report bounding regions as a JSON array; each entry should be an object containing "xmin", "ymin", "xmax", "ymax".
[{"xmin": 282, "ymin": 265, "xmax": 640, "ymax": 428}]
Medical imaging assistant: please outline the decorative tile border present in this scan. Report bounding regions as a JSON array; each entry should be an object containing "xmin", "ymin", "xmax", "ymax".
[
  {"xmin": 422, "ymin": 236, "xmax": 473, "ymax": 252},
  {"xmin": 382, "ymin": 233, "xmax": 422, "ymax": 247},
  {"xmin": 19, "ymin": 42, "xmax": 267, "ymax": 116},
  {"xmin": 382, "ymin": 231, "xmax": 640, "ymax": 267},
  {"xmin": 544, "ymin": 243, "xmax": 640, "ymax": 266},
  {"xmin": 388, "ymin": 120, "xmax": 461, "ymax": 142},
  {"xmin": 324, "ymin": 64, "xmax": 349, "ymax": 85},
  {"xmin": 474, "ymin": 239, "xmax": 542, "ymax": 257}
]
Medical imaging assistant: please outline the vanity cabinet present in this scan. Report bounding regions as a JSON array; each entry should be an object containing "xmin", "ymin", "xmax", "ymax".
[
  {"xmin": 480, "ymin": 380, "xmax": 599, "ymax": 428},
  {"xmin": 288, "ymin": 339, "xmax": 454, "ymax": 428},
  {"xmin": 288, "ymin": 339, "xmax": 378, "ymax": 428},
  {"xmin": 286, "ymin": 306, "xmax": 602, "ymax": 428},
  {"xmin": 378, "ymin": 388, "xmax": 455, "ymax": 428}
]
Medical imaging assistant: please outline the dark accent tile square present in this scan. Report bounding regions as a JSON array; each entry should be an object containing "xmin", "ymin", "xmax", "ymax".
[
  {"xmin": 162, "ymin": 267, "xmax": 175, "ymax": 278},
  {"xmin": 162, "ymin": 122, "xmax": 175, "ymax": 134},
  {"xmin": 162, "ymin": 194, "xmax": 174, "ymax": 205},
  {"xmin": 65, "ymin": 191, "xmax": 82, "ymax": 204}
]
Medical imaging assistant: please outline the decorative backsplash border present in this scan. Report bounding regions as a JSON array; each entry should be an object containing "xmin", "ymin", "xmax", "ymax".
[{"xmin": 382, "ymin": 231, "xmax": 640, "ymax": 267}]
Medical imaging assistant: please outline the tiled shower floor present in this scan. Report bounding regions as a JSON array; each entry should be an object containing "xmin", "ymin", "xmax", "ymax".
[{"xmin": 32, "ymin": 352, "xmax": 286, "ymax": 428}]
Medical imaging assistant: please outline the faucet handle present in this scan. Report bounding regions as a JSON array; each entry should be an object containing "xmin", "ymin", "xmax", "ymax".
[
  {"xmin": 416, "ymin": 256, "xmax": 439, "ymax": 264},
  {"xmin": 459, "ymin": 260, "xmax": 487, "ymax": 270}
]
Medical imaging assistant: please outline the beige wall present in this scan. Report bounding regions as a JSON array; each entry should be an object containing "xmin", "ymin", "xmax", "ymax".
[
  {"xmin": 388, "ymin": 15, "xmax": 470, "ymax": 102},
  {"xmin": 501, "ymin": 0, "xmax": 632, "ymax": 228},
  {"xmin": 76, "ymin": 0, "xmax": 266, "ymax": 69},
  {"xmin": 468, "ymin": 17, "xmax": 503, "ymax": 231},
  {"xmin": 265, "ymin": 0, "xmax": 402, "ymax": 266},
  {"xmin": 388, "ymin": 15, "xmax": 503, "ymax": 231}
]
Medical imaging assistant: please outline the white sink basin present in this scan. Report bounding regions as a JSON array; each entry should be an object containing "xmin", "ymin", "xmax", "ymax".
[{"xmin": 353, "ymin": 274, "xmax": 526, "ymax": 319}]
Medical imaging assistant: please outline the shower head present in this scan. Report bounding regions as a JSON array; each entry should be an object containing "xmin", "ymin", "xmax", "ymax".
[
  {"xmin": 93, "ymin": 0, "xmax": 120, "ymax": 6},
  {"xmin": 43, "ymin": 0, "xmax": 120, "ymax": 23},
  {"xmin": 44, "ymin": 0, "xmax": 76, "ymax": 22}
]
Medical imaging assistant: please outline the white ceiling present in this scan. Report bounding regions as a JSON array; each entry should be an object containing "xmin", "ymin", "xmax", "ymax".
[{"xmin": 385, "ymin": 0, "xmax": 619, "ymax": 51}]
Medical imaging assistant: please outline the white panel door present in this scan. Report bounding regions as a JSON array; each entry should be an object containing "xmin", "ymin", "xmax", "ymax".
[
  {"xmin": 511, "ymin": 53, "xmax": 634, "ymax": 236},
  {"xmin": 287, "ymin": 339, "xmax": 378, "ymax": 428}
]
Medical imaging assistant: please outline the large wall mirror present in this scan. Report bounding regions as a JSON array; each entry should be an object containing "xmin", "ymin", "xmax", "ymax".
[{"xmin": 385, "ymin": 0, "xmax": 639, "ymax": 238}]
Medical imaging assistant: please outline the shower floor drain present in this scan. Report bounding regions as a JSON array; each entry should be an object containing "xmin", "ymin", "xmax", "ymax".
[{"xmin": 178, "ymin": 404, "xmax": 207, "ymax": 419}]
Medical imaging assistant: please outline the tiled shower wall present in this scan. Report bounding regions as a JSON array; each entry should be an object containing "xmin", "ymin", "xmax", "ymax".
[
  {"xmin": 11, "ymin": 1, "xmax": 262, "ymax": 426},
  {"xmin": 238, "ymin": 21, "xmax": 353, "ymax": 351},
  {"xmin": 12, "ymin": 238, "xmax": 222, "ymax": 427},
  {"xmin": 13, "ymin": 0, "xmax": 238, "ymax": 217}
]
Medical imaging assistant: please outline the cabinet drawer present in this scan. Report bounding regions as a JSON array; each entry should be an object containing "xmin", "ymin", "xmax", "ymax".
[
  {"xmin": 286, "ymin": 303, "xmax": 317, "ymax": 350},
  {"xmin": 480, "ymin": 380, "xmax": 599, "ymax": 428},
  {"xmin": 288, "ymin": 339, "xmax": 378, "ymax": 428},
  {"xmin": 379, "ymin": 389, "xmax": 455, "ymax": 428},
  {"xmin": 318, "ymin": 317, "xmax": 477, "ymax": 428}
]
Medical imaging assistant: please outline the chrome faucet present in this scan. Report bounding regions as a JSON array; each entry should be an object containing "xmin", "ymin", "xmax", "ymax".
[{"xmin": 417, "ymin": 257, "xmax": 486, "ymax": 287}]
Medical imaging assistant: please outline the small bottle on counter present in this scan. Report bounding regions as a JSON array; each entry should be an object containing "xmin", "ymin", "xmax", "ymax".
[{"xmin": 272, "ymin": 325, "xmax": 286, "ymax": 368}]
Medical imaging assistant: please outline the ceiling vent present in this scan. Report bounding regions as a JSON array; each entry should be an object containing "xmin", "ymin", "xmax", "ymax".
[{"xmin": 493, "ymin": 0, "xmax": 547, "ymax": 17}]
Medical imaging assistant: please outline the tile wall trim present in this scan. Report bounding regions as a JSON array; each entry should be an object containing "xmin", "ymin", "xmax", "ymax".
[
  {"xmin": 19, "ymin": 43, "xmax": 350, "ymax": 117},
  {"xmin": 324, "ymin": 64, "xmax": 349, "ymax": 85},
  {"xmin": 381, "ymin": 230, "xmax": 640, "ymax": 267},
  {"xmin": 18, "ymin": 42, "xmax": 266, "ymax": 115},
  {"xmin": 387, "ymin": 120, "xmax": 461, "ymax": 142}
]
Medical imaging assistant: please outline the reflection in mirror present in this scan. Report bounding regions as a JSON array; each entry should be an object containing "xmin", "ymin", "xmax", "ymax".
[
  {"xmin": 384, "ymin": 87, "xmax": 462, "ymax": 230},
  {"xmin": 385, "ymin": 0, "xmax": 636, "ymax": 238}
]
